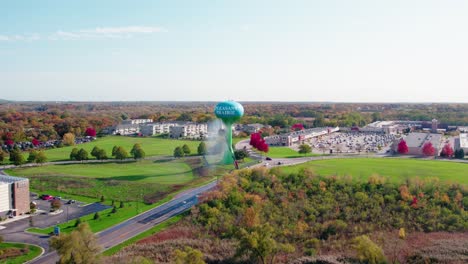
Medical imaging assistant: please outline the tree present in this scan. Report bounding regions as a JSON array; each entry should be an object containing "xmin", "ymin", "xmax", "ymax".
[
  {"xmin": 70, "ymin": 148, "xmax": 79, "ymax": 160},
  {"xmin": 182, "ymin": 144, "xmax": 191, "ymax": 155},
  {"xmin": 28, "ymin": 150, "xmax": 38, "ymax": 163},
  {"xmin": 9, "ymin": 149, "xmax": 25, "ymax": 166},
  {"xmin": 50, "ymin": 223, "xmax": 101, "ymax": 264},
  {"xmin": 96, "ymin": 149, "xmax": 107, "ymax": 160},
  {"xmin": 93, "ymin": 212, "xmax": 100, "ymax": 220},
  {"xmin": 454, "ymin": 149, "xmax": 465, "ymax": 159},
  {"xmin": 291, "ymin": 123, "xmax": 304, "ymax": 131},
  {"xmin": 119, "ymin": 201, "xmax": 124, "ymax": 208},
  {"xmin": 422, "ymin": 142, "xmax": 435, "ymax": 156},
  {"xmin": 174, "ymin": 146, "xmax": 185, "ymax": 158},
  {"xmin": 51, "ymin": 199, "xmax": 62, "ymax": 211},
  {"xmin": 130, "ymin": 144, "xmax": 145, "ymax": 160},
  {"xmin": 85, "ymin": 127, "xmax": 97, "ymax": 137},
  {"xmin": 234, "ymin": 149, "xmax": 249, "ymax": 161},
  {"xmin": 35, "ymin": 151, "xmax": 47, "ymax": 164},
  {"xmin": 298, "ymin": 144, "xmax": 312, "ymax": 156},
  {"xmin": 397, "ymin": 139, "xmax": 409, "ymax": 154},
  {"xmin": 197, "ymin": 142, "xmax": 207, "ymax": 156},
  {"xmin": 114, "ymin": 146, "xmax": 128, "ymax": 160},
  {"xmin": 30, "ymin": 202, "xmax": 37, "ymax": 214},
  {"xmin": 76, "ymin": 148, "xmax": 89, "ymax": 161},
  {"xmin": 440, "ymin": 143, "xmax": 454, "ymax": 158},
  {"xmin": 91, "ymin": 146, "xmax": 101, "ymax": 159},
  {"xmin": 0, "ymin": 151, "xmax": 4, "ymax": 163},
  {"xmin": 31, "ymin": 138, "xmax": 40, "ymax": 147},
  {"xmin": 74, "ymin": 218, "xmax": 82, "ymax": 227},
  {"xmin": 352, "ymin": 235, "xmax": 387, "ymax": 264},
  {"xmin": 173, "ymin": 246, "xmax": 206, "ymax": 264},
  {"xmin": 62, "ymin": 132, "xmax": 75, "ymax": 146},
  {"xmin": 112, "ymin": 145, "xmax": 118, "ymax": 156}
]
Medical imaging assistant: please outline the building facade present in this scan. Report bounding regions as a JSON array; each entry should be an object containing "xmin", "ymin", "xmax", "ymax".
[
  {"xmin": 0, "ymin": 175, "xmax": 30, "ymax": 216},
  {"xmin": 265, "ymin": 127, "xmax": 339, "ymax": 146},
  {"xmin": 455, "ymin": 133, "xmax": 468, "ymax": 153},
  {"xmin": 169, "ymin": 123, "xmax": 208, "ymax": 139},
  {"xmin": 396, "ymin": 132, "xmax": 442, "ymax": 155}
]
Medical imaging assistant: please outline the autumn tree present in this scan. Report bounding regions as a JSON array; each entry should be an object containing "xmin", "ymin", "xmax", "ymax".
[
  {"xmin": 35, "ymin": 151, "xmax": 47, "ymax": 164},
  {"xmin": 31, "ymin": 138, "xmax": 40, "ymax": 147},
  {"xmin": 28, "ymin": 150, "xmax": 39, "ymax": 163},
  {"xmin": 291, "ymin": 123, "xmax": 304, "ymax": 131},
  {"xmin": 51, "ymin": 199, "xmax": 62, "ymax": 211},
  {"xmin": 352, "ymin": 235, "xmax": 387, "ymax": 264},
  {"xmin": 85, "ymin": 127, "xmax": 97, "ymax": 137},
  {"xmin": 50, "ymin": 223, "xmax": 101, "ymax": 264},
  {"xmin": 422, "ymin": 142, "xmax": 435, "ymax": 156},
  {"xmin": 197, "ymin": 142, "xmax": 207, "ymax": 156},
  {"xmin": 62, "ymin": 132, "xmax": 76, "ymax": 146},
  {"xmin": 397, "ymin": 139, "xmax": 409, "ymax": 154},
  {"xmin": 298, "ymin": 144, "xmax": 312, "ymax": 156},
  {"xmin": 0, "ymin": 151, "xmax": 4, "ymax": 164},
  {"xmin": 234, "ymin": 149, "xmax": 249, "ymax": 161},
  {"xmin": 173, "ymin": 246, "xmax": 205, "ymax": 264},
  {"xmin": 440, "ymin": 143, "xmax": 454, "ymax": 158}
]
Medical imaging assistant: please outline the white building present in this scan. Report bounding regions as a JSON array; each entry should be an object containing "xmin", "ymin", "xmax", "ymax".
[
  {"xmin": 121, "ymin": 119, "xmax": 153, "ymax": 125},
  {"xmin": 265, "ymin": 127, "xmax": 339, "ymax": 146},
  {"xmin": 169, "ymin": 123, "xmax": 208, "ymax": 139},
  {"xmin": 455, "ymin": 133, "xmax": 468, "ymax": 153},
  {"xmin": 140, "ymin": 122, "xmax": 179, "ymax": 136},
  {"xmin": 112, "ymin": 124, "xmax": 140, "ymax": 135},
  {"xmin": 397, "ymin": 132, "xmax": 442, "ymax": 155},
  {"xmin": 0, "ymin": 175, "xmax": 30, "ymax": 216}
]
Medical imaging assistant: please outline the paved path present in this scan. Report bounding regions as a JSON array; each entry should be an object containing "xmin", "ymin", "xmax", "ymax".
[{"xmin": 28, "ymin": 181, "xmax": 217, "ymax": 264}]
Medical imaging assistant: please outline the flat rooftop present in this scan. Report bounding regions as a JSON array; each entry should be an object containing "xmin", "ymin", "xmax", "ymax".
[
  {"xmin": 404, "ymin": 132, "xmax": 442, "ymax": 148},
  {"xmin": 0, "ymin": 175, "xmax": 28, "ymax": 184},
  {"xmin": 459, "ymin": 133, "xmax": 468, "ymax": 148}
]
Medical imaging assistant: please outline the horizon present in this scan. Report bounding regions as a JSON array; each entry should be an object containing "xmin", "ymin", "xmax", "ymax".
[{"xmin": 2, "ymin": 1, "xmax": 468, "ymax": 102}]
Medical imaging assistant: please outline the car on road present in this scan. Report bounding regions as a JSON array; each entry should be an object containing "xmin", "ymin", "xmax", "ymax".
[
  {"xmin": 66, "ymin": 199, "xmax": 76, "ymax": 204},
  {"xmin": 266, "ymin": 157, "xmax": 272, "ymax": 160},
  {"xmin": 40, "ymin": 194, "xmax": 54, "ymax": 201}
]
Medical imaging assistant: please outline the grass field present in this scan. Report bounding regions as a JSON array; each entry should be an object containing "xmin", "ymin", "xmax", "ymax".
[
  {"xmin": 263, "ymin": 147, "xmax": 319, "ymax": 158},
  {"xmin": 279, "ymin": 158, "xmax": 468, "ymax": 185},
  {"xmin": 39, "ymin": 136, "xmax": 202, "ymax": 161},
  {"xmin": 7, "ymin": 159, "xmax": 196, "ymax": 202},
  {"xmin": 0, "ymin": 242, "xmax": 42, "ymax": 264}
]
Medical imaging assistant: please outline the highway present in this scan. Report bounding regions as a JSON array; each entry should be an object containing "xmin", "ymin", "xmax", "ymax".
[{"xmin": 28, "ymin": 181, "xmax": 217, "ymax": 264}]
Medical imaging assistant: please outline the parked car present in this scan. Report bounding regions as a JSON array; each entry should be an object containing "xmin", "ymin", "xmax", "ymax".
[
  {"xmin": 40, "ymin": 194, "xmax": 54, "ymax": 201},
  {"xmin": 266, "ymin": 157, "xmax": 272, "ymax": 160},
  {"xmin": 66, "ymin": 200, "xmax": 76, "ymax": 204}
]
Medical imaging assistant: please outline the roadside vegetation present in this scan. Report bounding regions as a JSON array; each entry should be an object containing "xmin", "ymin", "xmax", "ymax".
[
  {"xmin": 0, "ymin": 242, "xmax": 42, "ymax": 264},
  {"xmin": 111, "ymin": 167, "xmax": 468, "ymax": 263}
]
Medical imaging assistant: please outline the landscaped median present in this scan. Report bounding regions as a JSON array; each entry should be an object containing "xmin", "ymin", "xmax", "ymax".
[{"xmin": 0, "ymin": 242, "xmax": 43, "ymax": 264}]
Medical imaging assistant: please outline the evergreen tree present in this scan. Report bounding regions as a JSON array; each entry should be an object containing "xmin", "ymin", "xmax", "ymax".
[{"xmin": 197, "ymin": 142, "xmax": 207, "ymax": 156}]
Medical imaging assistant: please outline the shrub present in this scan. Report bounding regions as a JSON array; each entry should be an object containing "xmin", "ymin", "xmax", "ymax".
[
  {"xmin": 93, "ymin": 212, "xmax": 100, "ymax": 220},
  {"xmin": 352, "ymin": 235, "xmax": 387, "ymax": 264},
  {"xmin": 74, "ymin": 218, "xmax": 82, "ymax": 227}
]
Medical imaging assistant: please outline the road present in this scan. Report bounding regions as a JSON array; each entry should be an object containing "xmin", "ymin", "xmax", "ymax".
[{"xmin": 28, "ymin": 181, "xmax": 217, "ymax": 264}]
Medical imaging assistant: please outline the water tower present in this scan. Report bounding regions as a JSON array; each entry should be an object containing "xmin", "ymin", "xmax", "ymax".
[{"xmin": 214, "ymin": 101, "xmax": 244, "ymax": 165}]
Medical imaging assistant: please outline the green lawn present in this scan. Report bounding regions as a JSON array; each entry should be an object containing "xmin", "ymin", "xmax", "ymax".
[
  {"xmin": 7, "ymin": 159, "xmax": 195, "ymax": 202},
  {"xmin": 0, "ymin": 242, "xmax": 42, "ymax": 264},
  {"xmin": 39, "ymin": 136, "xmax": 202, "ymax": 162},
  {"xmin": 279, "ymin": 158, "xmax": 468, "ymax": 185},
  {"xmin": 264, "ymin": 147, "xmax": 319, "ymax": 158}
]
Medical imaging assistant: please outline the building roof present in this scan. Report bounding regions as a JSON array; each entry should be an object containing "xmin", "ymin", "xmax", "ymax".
[
  {"xmin": 404, "ymin": 132, "xmax": 442, "ymax": 148},
  {"xmin": 0, "ymin": 175, "xmax": 28, "ymax": 184}
]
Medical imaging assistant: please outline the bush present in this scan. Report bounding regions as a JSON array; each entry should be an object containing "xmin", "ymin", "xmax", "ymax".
[
  {"xmin": 111, "ymin": 207, "xmax": 117, "ymax": 213},
  {"xmin": 119, "ymin": 201, "xmax": 124, "ymax": 208},
  {"xmin": 93, "ymin": 212, "xmax": 100, "ymax": 220},
  {"xmin": 352, "ymin": 235, "xmax": 387, "ymax": 264}
]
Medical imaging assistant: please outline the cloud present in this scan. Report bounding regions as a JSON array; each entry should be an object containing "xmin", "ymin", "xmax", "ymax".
[
  {"xmin": 0, "ymin": 26, "xmax": 166, "ymax": 42},
  {"xmin": 0, "ymin": 33, "xmax": 40, "ymax": 42},
  {"xmin": 50, "ymin": 26, "xmax": 167, "ymax": 40}
]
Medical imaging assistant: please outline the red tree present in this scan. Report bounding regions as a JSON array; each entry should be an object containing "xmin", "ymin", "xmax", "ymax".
[
  {"xmin": 422, "ymin": 142, "xmax": 435, "ymax": 156},
  {"xmin": 440, "ymin": 143, "xmax": 454, "ymax": 158},
  {"xmin": 32, "ymin": 138, "xmax": 40, "ymax": 146},
  {"xmin": 85, "ymin": 127, "xmax": 97, "ymax": 137},
  {"xmin": 291, "ymin": 123, "xmax": 304, "ymax": 131},
  {"xmin": 249, "ymin": 133, "xmax": 261, "ymax": 148},
  {"xmin": 397, "ymin": 139, "xmax": 409, "ymax": 154},
  {"xmin": 5, "ymin": 139, "xmax": 14, "ymax": 146}
]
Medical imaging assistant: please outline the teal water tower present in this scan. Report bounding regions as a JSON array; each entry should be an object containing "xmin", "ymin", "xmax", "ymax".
[{"xmin": 214, "ymin": 101, "xmax": 244, "ymax": 165}]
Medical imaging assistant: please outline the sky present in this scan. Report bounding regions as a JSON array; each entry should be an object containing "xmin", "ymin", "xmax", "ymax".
[{"xmin": 1, "ymin": 0, "xmax": 468, "ymax": 102}]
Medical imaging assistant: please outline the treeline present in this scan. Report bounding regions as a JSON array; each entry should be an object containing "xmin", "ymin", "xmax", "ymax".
[{"xmin": 69, "ymin": 144, "xmax": 145, "ymax": 161}]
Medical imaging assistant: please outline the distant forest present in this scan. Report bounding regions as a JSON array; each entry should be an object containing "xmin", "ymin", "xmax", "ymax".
[{"xmin": 0, "ymin": 101, "xmax": 467, "ymax": 144}]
